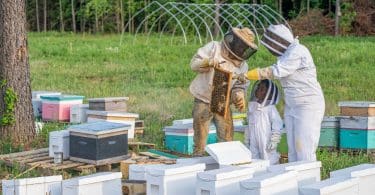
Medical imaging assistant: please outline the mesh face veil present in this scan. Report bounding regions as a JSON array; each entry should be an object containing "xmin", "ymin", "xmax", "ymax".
[
  {"xmin": 250, "ymin": 79, "xmax": 281, "ymax": 107},
  {"xmin": 223, "ymin": 27, "xmax": 258, "ymax": 60}
]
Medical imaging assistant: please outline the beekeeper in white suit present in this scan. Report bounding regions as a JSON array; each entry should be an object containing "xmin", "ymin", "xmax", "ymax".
[
  {"xmin": 246, "ymin": 79, "xmax": 283, "ymax": 164},
  {"xmin": 245, "ymin": 24, "xmax": 325, "ymax": 161}
]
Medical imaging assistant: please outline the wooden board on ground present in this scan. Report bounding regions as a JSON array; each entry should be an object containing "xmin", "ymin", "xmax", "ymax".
[
  {"xmin": 210, "ymin": 67, "xmax": 232, "ymax": 119},
  {"xmin": 128, "ymin": 142, "xmax": 155, "ymax": 152}
]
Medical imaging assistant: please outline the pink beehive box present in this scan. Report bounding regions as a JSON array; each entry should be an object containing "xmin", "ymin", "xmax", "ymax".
[{"xmin": 41, "ymin": 95, "xmax": 84, "ymax": 122}]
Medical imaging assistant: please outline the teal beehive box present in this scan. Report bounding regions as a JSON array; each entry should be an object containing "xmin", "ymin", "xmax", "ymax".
[
  {"xmin": 319, "ymin": 116, "xmax": 340, "ymax": 148},
  {"xmin": 164, "ymin": 124, "xmax": 217, "ymax": 154},
  {"xmin": 340, "ymin": 129, "xmax": 375, "ymax": 150}
]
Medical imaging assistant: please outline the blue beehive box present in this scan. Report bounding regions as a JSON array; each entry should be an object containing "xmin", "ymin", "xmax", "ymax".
[
  {"xmin": 319, "ymin": 116, "xmax": 340, "ymax": 148},
  {"xmin": 339, "ymin": 116, "xmax": 375, "ymax": 150},
  {"xmin": 164, "ymin": 124, "xmax": 217, "ymax": 154}
]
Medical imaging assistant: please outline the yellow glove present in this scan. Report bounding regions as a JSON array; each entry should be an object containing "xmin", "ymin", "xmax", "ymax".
[
  {"xmin": 246, "ymin": 67, "xmax": 274, "ymax": 80},
  {"xmin": 246, "ymin": 68, "xmax": 261, "ymax": 80}
]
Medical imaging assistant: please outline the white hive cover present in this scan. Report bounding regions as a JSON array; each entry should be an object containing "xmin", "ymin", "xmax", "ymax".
[
  {"xmin": 240, "ymin": 170, "xmax": 297, "ymax": 188},
  {"xmin": 300, "ymin": 177, "xmax": 359, "ymax": 194},
  {"xmin": 88, "ymin": 97, "xmax": 129, "ymax": 102},
  {"xmin": 338, "ymin": 101, "xmax": 375, "ymax": 107},
  {"xmin": 330, "ymin": 164, "xmax": 375, "ymax": 178},
  {"xmin": 63, "ymin": 172, "xmax": 122, "ymax": 186},
  {"xmin": 146, "ymin": 163, "xmax": 205, "ymax": 176},
  {"xmin": 205, "ymin": 141, "xmax": 252, "ymax": 165},
  {"xmin": 267, "ymin": 161, "xmax": 321, "ymax": 172},
  {"xmin": 86, "ymin": 110, "xmax": 139, "ymax": 118},
  {"xmin": 68, "ymin": 121, "xmax": 130, "ymax": 135},
  {"xmin": 197, "ymin": 166, "xmax": 253, "ymax": 181}
]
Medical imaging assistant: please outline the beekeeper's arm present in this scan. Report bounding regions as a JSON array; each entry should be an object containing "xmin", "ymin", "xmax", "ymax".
[
  {"xmin": 190, "ymin": 42, "xmax": 218, "ymax": 73},
  {"xmin": 266, "ymin": 106, "xmax": 284, "ymax": 151},
  {"xmin": 246, "ymin": 51, "xmax": 301, "ymax": 80},
  {"xmin": 231, "ymin": 62, "xmax": 250, "ymax": 112}
]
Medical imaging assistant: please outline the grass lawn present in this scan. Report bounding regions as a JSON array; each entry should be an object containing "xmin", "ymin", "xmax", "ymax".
[{"xmin": 1, "ymin": 32, "xmax": 374, "ymax": 179}]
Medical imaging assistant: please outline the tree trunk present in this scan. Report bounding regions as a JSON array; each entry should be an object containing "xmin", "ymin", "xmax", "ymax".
[
  {"xmin": 214, "ymin": 0, "xmax": 221, "ymax": 37},
  {"xmin": 71, "ymin": 0, "xmax": 76, "ymax": 33},
  {"xmin": 328, "ymin": 0, "xmax": 332, "ymax": 14},
  {"xmin": 128, "ymin": 0, "xmax": 132, "ymax": 33},
  {"xmin": 0, "ymin": 0, "xmax": 36, "ymax": 146},
  {"xmin": 279, "ymin": 0, "xmax": 282, "ymax": 15},
  {"xmin": 95, "ymin": 7, "xmax": 98, "ymax": 33},
  {"xmin": 59, "ymin": 0, "xmax": 64, "ymax": 32},
  {"xmin": 335, "ymin": 0, "xmax": 341, "ymax": 36},
  {"xmin": 43, "ymin": 0, "xmax": 47, "ymax": 31},
  {"xmin": 35, "ymin": 0, "xmax": 40, "ymax": 32},
  {"xmin": 120, "ymin": 0, "xmax": 124, "ymax": 32},
  {"xmin": 80, "ymin": 0, "xmax": 85, "ymax": 32},
  {"xmin": 307, "ymin": 0, "xmax": 310, "ymax": 13},
  {"xmin": 116, "ymin": 0, "xmax": 120, "ymax": 33}
]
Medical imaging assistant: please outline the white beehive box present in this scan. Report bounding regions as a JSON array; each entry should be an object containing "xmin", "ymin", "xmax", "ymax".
[
  {"xmin": 86, "ymin": 110, "xmax": 139, "ymax": 139},
  {"xmin": 2, "ymin": 175, "xmax": 62, "ymax": 195},
  {"xmin": 172, "ymin": 118, "xmax": 193, "ymax": 125},
  {"xmin": 49, "ymin": 130, "xmax": 70, "ymax": 160},
  {"xmin": 205, "ymin": 141, "xmax": 252, "ymax": 165},
  {"xmin": 340, "ymin": 116, "xmax": 375, "ymax": 129},
  {"xmin": 231, "ymin": 159, "xmax": 270, "ymax": 176},
  {"xmin": 146, "ymin": 163, "xmax": 205, "ymax": 195},
  {"xmin": 32, "ymin": 91, "xmax": 61, "ymax": 99},
  {"xmin": 330, "ymin": 163, "xmax": 375, "ymax": 195},
  {"xmin": 62, "ymin": 172, "xmax": 122, "ymax": 195},
  {"xmin": 70, "ymin": 104, "xmax": 89, "ymax": 124},
  {"xmin": 267, "ymin": 161, "xmax": 321, "ymax": 186},
  {"xmin": 299, "ymin": 177, "xmax": 359, "ymax": 195},
  {"xmin": 129, "ymin": 164, "xmax": 162, "ymax": 181},
  {"xmin": 196, "ymin": 166, "xmax": 254, "ymax": 195},
  {"xmin": 240, "ymin": 170, "xmax": 299, "ymax": 195},
  {"xmin": 176, "ymin": 156, "xmax": 219, "ymax": 170}
]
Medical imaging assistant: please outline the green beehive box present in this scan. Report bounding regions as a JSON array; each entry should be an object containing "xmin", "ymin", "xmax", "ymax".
[{"xmin": 319, "ymin": 116, "xmax": 340, "ymax": 148}]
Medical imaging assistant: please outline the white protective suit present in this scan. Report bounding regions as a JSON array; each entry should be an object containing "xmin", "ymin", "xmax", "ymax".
[
  {"xmin": 261, "ymin": 25, "xmax": 325, "ymax": 161},
  {"xmin": 246, "ymin": 102, "xmax": 283, "ymax": 165}
]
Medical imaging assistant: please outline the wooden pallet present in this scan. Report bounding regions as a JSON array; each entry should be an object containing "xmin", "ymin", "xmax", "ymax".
[{"xmin": 0, "ymin": 148, "xmax": 126, "ymax": 175}]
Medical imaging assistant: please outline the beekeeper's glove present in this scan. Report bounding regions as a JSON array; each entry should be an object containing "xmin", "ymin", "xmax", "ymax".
[
  {"xmin": 231, "ymin": 89, "xmax": 245, "ymax": 112},
  {"xmin": 266, "ymin": 131, "xmax": 281, "ymax": 151},
  {"xmin": 200, "ymin": 58, "xmax": 220, "ymax": 71},
  {"xmin": 246, "ymin": 67, "xmax": 274, "ymax": 80}
]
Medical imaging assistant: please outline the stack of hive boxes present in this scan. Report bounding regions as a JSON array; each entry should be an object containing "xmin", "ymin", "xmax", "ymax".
[
  {"xmin": 86, "ymin": 97, "xmax": 139, "ymax": 140},
  {"xmin": 338, "ymin": 101, "xmax": 375, "ymax": 151},
  {"xmin": 319, "ymin": 116, "xmax": 340, "ymax": 148}
]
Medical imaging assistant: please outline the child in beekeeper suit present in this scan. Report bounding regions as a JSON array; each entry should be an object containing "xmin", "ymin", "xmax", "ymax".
[{"xmin": 245, "ymin": 79, "xmax": 283, "ymax": 165}]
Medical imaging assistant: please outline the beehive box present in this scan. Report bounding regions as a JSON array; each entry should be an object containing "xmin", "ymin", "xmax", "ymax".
[
  {"xmin": 340, "ymin": 116, "xmax": 375, "ymax": 130},
  {"xmin": 86, "ymin": 110, "xmax": 139, "ymax": 139},
  {"xmin": 339, "ymin": 129, "xmax": 375, "ymax": 150},
  {"xmin": 330, "ymin": 164, "xmax": 375, "ymax": 195},
  {"xmin": 176, "ymin": 156, "xmax": 219, "ymax": 171},
  {"xmin": 164, "ymin": 124, "xmax": 217, "ymax": 155},
  {"xmin": 240, "ymin": 170, "xmax": 299, "ymax": 195},
  {"xmin": 299, "ymin": 177, "xmax": 359, "ymax": 195},
  {"xmin": 267, "ymin": 161, "xmax": 321, "ymax": 187},
  {"xmin": 146, "ymin": 163, "xmax": 205, "ymax": 195},
  {"xmin": 339, "ymin": 101, "xmax": 375, "ymax": 117},
  {"xmin": 69, "ymin": 122, "xmax": 130, "ymax": 165},
  {"xmin": 62, "ymin": 172, "xmax": 122, "ymax": 195},
  {"xmin": 49, "ymin": 130, "xmax": 70, "ymax": 160},
  {"xmin": 319, "ymin": 117, "xmax": 340, "ymax": 148},
  {"xmin": 32, "ymin": 99, "xmax": 42, "ymax": 119},
  {"xmin": 2, "ymin": 175, "xmax": 62, "ymax": 195},
  {"xmin": 32, "ymin": 91, "xmax": 61, "ymax": 99},
  {"xmin": 88, "ymin": 97, "xmax": 129, "ymax": 111},
  {"xmin": 129, "ymin": 164, "xmax": 163, "ymax": 181},
  {"xmin": 196, "ymin": 166, "xmax": 254, "ymax": 195},
  {"xmin": 70, "ymin": 104, "xmax": 89, "ymax": 124},
  {"xmin": 41, "ymin": 95, "xmax": 84, "ymax": 122}
]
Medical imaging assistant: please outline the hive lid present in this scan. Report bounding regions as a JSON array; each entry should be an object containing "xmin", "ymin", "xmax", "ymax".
[
  {"xmin": 146, "ymin": 163, "xmax": 205, "ymax": 176},
  {"xmin": 267, "ymin": 161, "xmax": 322, "ymax": 172},
  {"xmin": 300, "ymin": 177, "xmax": 359, "ymax": 194},
  {"xmin": 68, "ymin": 121, "xmax": 130, "ymax": 135},
  {"xmin": 88, "ymin": 97, "xmax": 129, "ymax": 103},
  {"xmin": 240, "ymin": 170, "xmax": 297, "ymax": 189},
  {"xmin": 86, "ymin": 110, "xmax": 139, "ymax": 118},
  {"xmin": 205, "ymin": 141, "xmax": 252, "ymax": 165},
  {"xmin": 172, "ymin": 118, "xmax": 194, "ymax": 125},
  {"xmin": 43, "ymin": 175, "xmax": 63, "ymax": 183},
  {"xmin": 164, "ymin": 124, "xmax": 216, "ymax": 133},
  {"xmin": 130, "ymin": 164, "xmax": 162, "ymax": 173},
  {"xmin": 63, "ymin": 172, "xmax": 122, "ymax": 186},
  {"xmin": 32, "ymin": 91, "xmax": 61, "ymax": 99},
  {"xmin": 49, "ymin": 130, "xmax": 70, "ymax": 137},
  {"xmin": 197, "ymin": 166, "xmax": 254, "ymax": 181},
  {"xmin": 330, "ymin": 164, "xmax": 375, "ymax": 178},
  {"xmin": 322, "ymin": 116, "xmax": 340, "ymax": 122},
  {"xmin": 71, "ymin": 104, "xmax": 89, "ymax": 108},
  {"xmin": 339, "ymin": 101, "xmax": 375, "ymax": 108},
  {"xmin": 176, "ymin": 156, "xmax": 217, "ymax": 165},
  {"xmin": 40, "ymin": 95, "xmax": 84, "ymax": 101}
]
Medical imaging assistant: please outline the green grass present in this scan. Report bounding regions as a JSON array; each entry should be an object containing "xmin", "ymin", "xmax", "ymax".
[{"xmin": 1, "ymin": 32, "xmax": 374, "ymax": 181}]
